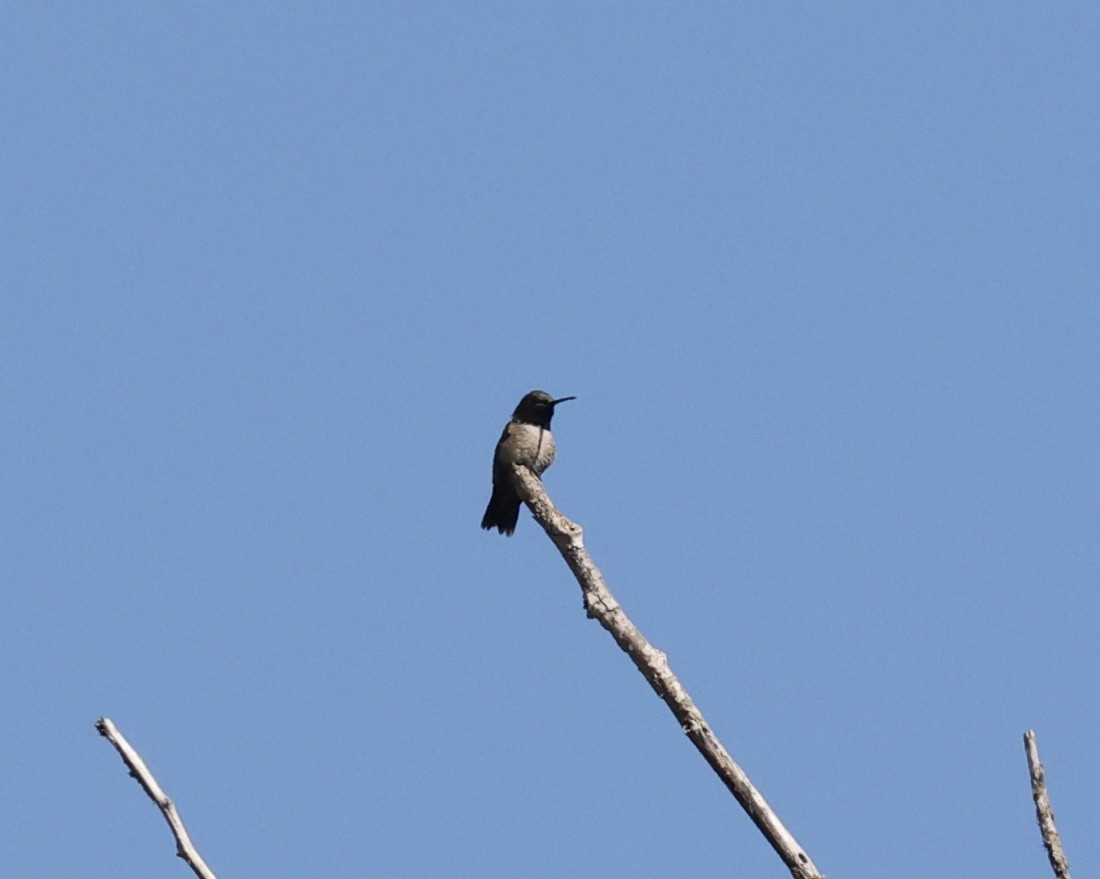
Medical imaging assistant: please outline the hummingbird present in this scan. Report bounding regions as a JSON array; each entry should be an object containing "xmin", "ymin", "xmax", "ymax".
[{"xmin": 481, "ymin": 390, "xmax": 576, "ymax": 535}]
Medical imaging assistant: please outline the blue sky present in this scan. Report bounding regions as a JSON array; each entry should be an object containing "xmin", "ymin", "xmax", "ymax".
[{"xmin": 2, "ymin": 4, "xmax": 1097, "ymax": 877}]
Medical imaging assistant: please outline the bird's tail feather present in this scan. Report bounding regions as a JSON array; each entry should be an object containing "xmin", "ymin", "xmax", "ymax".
[{"xmin": 481, "ymin": 488, "xmax": 520, "ymax": 535}]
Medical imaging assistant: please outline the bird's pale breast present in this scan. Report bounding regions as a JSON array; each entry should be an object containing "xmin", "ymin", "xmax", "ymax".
[{"xmin": 498, "ymin": 422, "xmax": 556, "ymax": 475}]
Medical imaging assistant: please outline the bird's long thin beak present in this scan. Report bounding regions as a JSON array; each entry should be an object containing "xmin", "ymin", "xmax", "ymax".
[{"xmin": 552, "ymin": 396, "xmax": 577, "ymax": 405}]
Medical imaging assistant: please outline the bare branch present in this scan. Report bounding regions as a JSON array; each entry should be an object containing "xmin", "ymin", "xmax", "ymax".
[
  {"xmin": 95, "ymin": 717, "xmax": 219, "ymax": 879},
  {"xmin": 512, "ymin": 466, "xmax": 825, "ymax": 879},
  {"xmin": 1024, "ymin": 730, "xmax": 1071, "ymax": 879}
]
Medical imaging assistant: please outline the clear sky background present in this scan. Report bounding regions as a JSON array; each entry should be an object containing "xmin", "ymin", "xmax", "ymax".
[{"xmin": 2, "ymin": 4, "xmax": 1097, "ymax": 878}]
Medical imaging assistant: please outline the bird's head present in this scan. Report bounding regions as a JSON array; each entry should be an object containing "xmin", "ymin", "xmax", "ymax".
[{"xmin": 513, "ymin": 390, "xmax": 576, "ymax": 427}]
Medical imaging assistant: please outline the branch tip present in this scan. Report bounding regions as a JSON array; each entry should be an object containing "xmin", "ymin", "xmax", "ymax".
[
  {"xmin": 95, "ymin": 717, "xmax": 220, "ymax": 879},
  {"xmin": 1024, "ymin": 729, "xmax": 1071, "ymax": 879}
]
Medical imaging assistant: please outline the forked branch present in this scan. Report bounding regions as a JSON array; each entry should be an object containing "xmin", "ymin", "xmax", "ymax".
[{"xmin": 512, "ymin": 465, "xmax": 825, "ymax": 879}]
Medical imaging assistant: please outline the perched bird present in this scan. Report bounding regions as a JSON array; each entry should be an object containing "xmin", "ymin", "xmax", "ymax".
[{"xmin": 481, "ymin": 390, "xmax": 576, "ymax": 535}]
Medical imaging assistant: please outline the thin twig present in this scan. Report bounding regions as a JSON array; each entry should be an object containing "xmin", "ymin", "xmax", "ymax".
[
  {"xmin": 1024, "ymin": 730, "xmax": 1071, "ymax": 879},
  {"xmin": 95, "ymin": 717, "xmax": 219, "ymax": 879},
  {"xmin": 512, "ymin": 466, "xmax": 825, "ymax": 879}
]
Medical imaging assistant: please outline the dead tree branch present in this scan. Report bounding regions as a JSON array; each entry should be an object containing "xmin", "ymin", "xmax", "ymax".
[
  {"xmin": 94, "ymin": 717, "xmax": 219, "ymax": 879},
  {"xmin": 512, "ymin": 465, "xmax": 825, "ymax": 879},
  {"xmin": 1024, "ymin": 730, "xmax": 1071, "ymax": 879}
]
